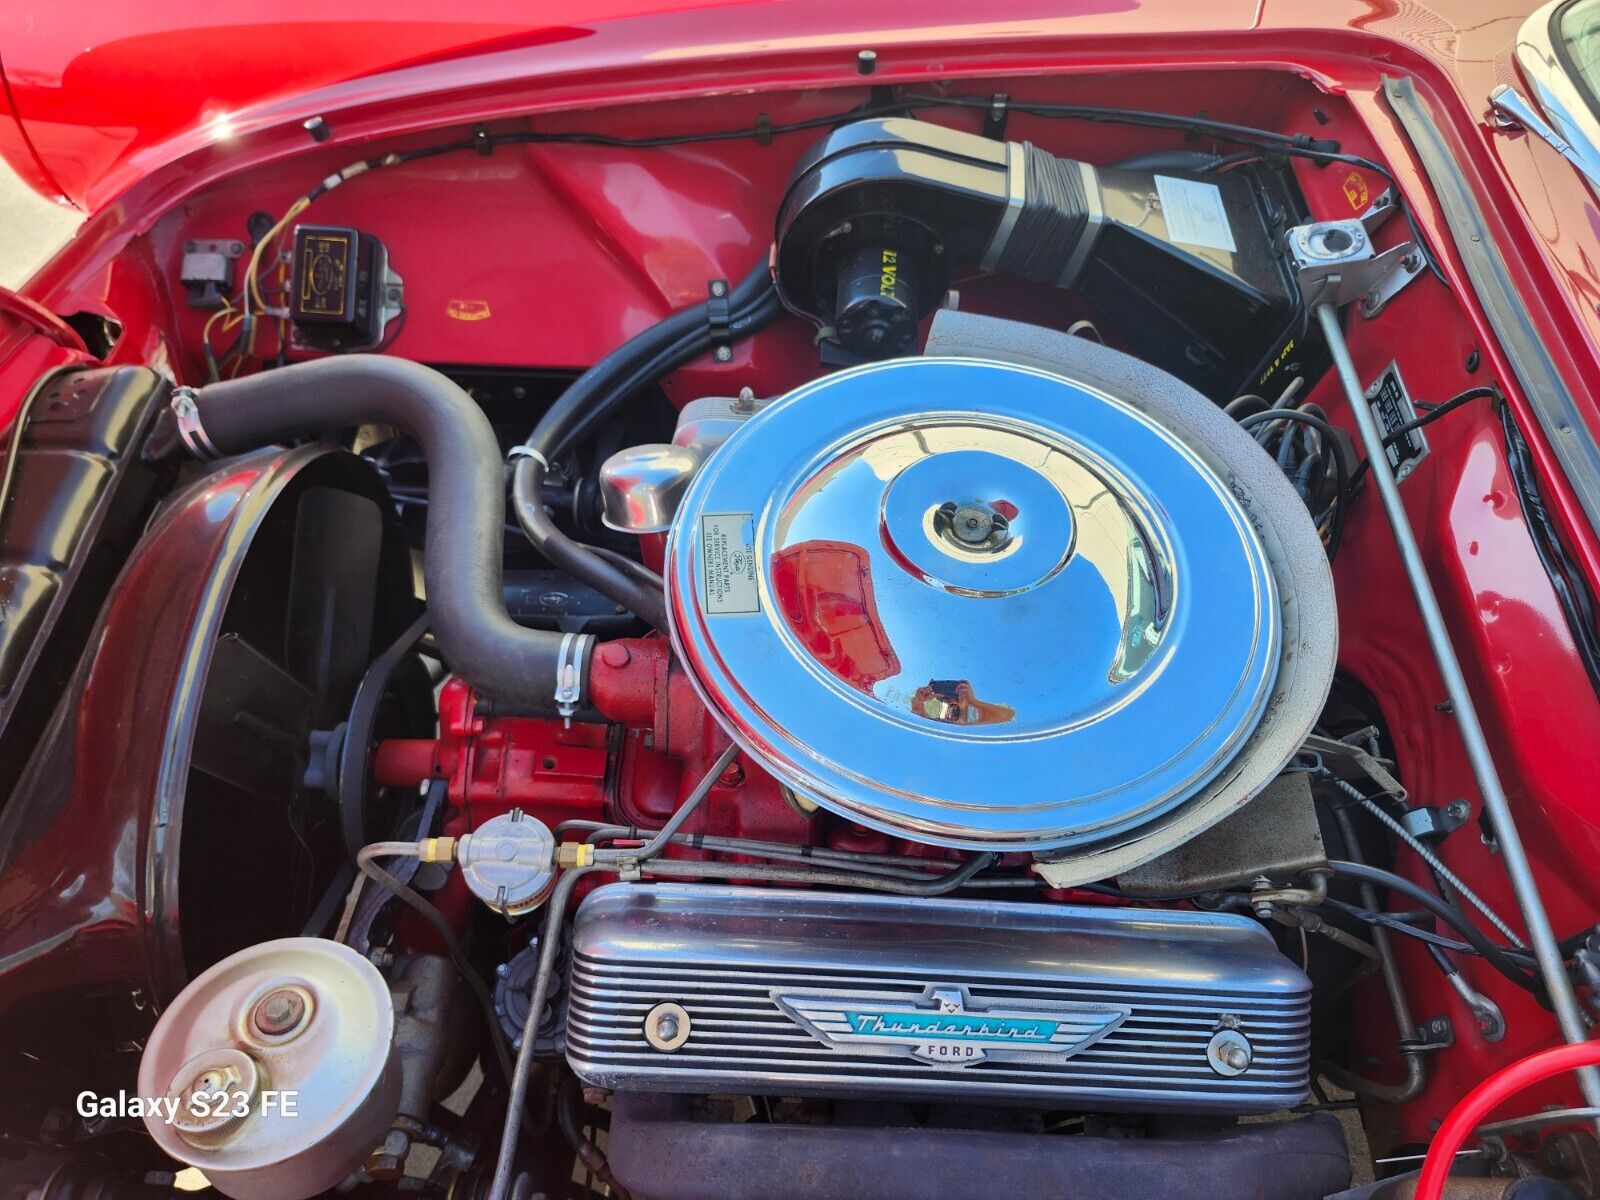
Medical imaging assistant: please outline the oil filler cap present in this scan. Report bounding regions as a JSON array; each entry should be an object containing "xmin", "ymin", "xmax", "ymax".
[{"xmin": 665, "ymin": 357, "xmax": 1282, "ymax": 851}]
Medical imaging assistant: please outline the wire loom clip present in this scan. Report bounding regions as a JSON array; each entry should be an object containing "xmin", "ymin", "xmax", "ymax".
[{"xmin": 707, "ymin": 279, "xmax": 733, "ymax": 362}]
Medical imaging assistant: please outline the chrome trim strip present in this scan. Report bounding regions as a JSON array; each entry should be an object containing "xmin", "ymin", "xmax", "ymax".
[
  {"xmin": 979, "ymin": 141, "xmax": 1028, "ymax": 271},
  {"xmin": 1057, "ymin": 161, "xmax": 1104, "ymax": 287},
  {"xmin": 1384, "ymin": 73, "xmax": 1600, "ymax": 542}
]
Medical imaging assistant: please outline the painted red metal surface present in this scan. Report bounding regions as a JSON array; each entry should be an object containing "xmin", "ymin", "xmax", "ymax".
[{"xmin": 0, "ymin": 446, "xmax": 338, "ymax": 1019}]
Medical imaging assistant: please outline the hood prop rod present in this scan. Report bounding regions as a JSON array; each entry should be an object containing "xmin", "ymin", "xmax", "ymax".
[{"xmin": 1312, "ymin": 298, "xmax": 1600, "ymax": 1123}]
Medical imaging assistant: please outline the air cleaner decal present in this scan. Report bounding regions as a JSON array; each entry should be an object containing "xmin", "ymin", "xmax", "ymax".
[{"xmin": 701, "ymin": 512, "xmax": 759, "ymax": 614}]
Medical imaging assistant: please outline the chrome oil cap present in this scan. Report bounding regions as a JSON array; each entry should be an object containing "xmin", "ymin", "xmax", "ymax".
[{"xmin": 666, "ymin": 357, "xmax": 1281, "ymax": 851}]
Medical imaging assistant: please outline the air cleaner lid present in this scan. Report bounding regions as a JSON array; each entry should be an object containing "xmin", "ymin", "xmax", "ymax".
[{"xmin": 666, "ymin": 358, "xmax": 1280, "ymax": 852}]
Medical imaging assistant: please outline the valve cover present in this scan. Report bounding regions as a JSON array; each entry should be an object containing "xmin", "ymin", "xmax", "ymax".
[{"xmin": 666, "ymin": 356, "xmax": 1287, "ymax": 852}]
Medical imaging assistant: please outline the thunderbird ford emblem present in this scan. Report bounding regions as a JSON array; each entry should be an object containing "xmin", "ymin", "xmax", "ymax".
[{"xmin": 772, "ymin": 986, "xmax": 1129, "ymax": 1067}]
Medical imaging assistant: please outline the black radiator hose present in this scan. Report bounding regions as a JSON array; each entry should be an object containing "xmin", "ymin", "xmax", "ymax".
[
  {"xmin": 184, "ymin": 356, "xmax": 587, "ymax": 710},
  {"xmin": 510, "ymin": 258, "xmax": 782, "ymax": 633}
]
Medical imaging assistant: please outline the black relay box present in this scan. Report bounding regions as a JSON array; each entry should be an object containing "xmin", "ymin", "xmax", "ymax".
[{"xmin": 290, "ymin": 224, "xmax": 388, "ymax": 351}]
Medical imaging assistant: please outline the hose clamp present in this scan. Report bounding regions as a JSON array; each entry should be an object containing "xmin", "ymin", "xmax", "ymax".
[
  {"xmin": 507, "ymin": 444, "xmax": 550, "ymax": 470},
  {"xmin": 169, "ymin": 386, "xmax": 221, "ymax": 461},
  {"xmin": 554, "ymin": 632, "xmax": 594, "ymax": 728}
]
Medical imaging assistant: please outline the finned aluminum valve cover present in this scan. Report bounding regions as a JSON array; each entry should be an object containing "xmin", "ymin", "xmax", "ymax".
[
  {"xmin": 566, "ymin": 884, "xmax": 1312, "ymax": 1113},
  {"xmin": 666, "ymin": 357, "xmax": 1282, "ymax": 851}
]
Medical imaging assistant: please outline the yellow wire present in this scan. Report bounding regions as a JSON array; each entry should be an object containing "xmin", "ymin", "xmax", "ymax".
[
  {"xmin": 247, "ymin": 197, "xmax": 309, "ymax": 313},
  {"xmin": 201, "ymin": 298, "xmax": 235, "ymax": 348}
]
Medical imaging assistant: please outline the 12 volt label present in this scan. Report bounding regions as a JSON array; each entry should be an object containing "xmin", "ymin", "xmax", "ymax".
[
  {"xmin": 1365, "ymin": 362, "xmax": 1428, "ymax": 483},
  {"xmin": 1153, "ymin": 175, "xmax": 1237, "ymax": 253},
  {"xmin": 701, "ymin": 513, "xmax": 759, "ymax": 614}
]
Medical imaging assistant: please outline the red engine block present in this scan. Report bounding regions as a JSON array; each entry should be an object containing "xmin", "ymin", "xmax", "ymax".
[{"xmin": 371, "ymin": 637, "xmax": 922, "ymax": 858}]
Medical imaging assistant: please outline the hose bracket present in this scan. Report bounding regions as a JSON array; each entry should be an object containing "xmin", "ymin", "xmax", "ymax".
[
  {"xmin": 707, "ymin": 279, "xmax": 733, "ymax": 362},
  {"xmin": 169, "ymin": 386, "xmax": 221, "ymax": 461},
  {"xmin": 554, "ymin": 632, "xmax": 595, "ymax": 728}
]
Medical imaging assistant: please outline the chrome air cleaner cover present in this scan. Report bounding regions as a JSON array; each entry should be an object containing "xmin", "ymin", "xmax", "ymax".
[{"xmin": 666, "ymin": 357, "xmax": 1283, "ymax": 852}]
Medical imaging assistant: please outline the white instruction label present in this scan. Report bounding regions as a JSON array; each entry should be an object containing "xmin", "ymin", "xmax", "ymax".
[
  {"xmin": 700, "ymin": 512, "xmax": 760, "ymax": 614},
  {"xmin": 1153, "ymin": 175, "xmax": 1237, "ymax": 253}
]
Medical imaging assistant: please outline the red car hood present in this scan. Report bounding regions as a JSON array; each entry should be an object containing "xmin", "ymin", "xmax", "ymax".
[{"xmin": 0, "ymin": 0, "xmax": 1269, "ymax": 212}]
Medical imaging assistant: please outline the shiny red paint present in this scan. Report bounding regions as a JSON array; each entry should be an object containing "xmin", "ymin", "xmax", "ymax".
[
  {"xmin": 0, "ymin": 445, "xmax": 336, "ymax": 1019},
  {"xmin": 771, "ymin": 541, "xmax": 902, "ymax": 694},
  {"xmin": 1, "ymin": 0, "xmax": 1600, "ymax": 1158}
]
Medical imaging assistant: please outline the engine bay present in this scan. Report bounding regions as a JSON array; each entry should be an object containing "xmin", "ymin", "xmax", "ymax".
[{"xmin": 2, "ymin": 61, "xmax": 1600, "ymax": 1200}]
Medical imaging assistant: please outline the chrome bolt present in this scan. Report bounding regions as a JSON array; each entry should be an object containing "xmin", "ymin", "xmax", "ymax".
[
  {"xmin": 644, "ymin": 1002, "xmax": 691, "ymax": 1052},
  {"xmin": 1206, "ymin": 1027, "xmax": 1253, "ymax": 1077}
]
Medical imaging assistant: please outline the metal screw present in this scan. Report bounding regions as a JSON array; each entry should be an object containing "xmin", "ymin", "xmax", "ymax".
[
  {"xmin": 656, "ymin": 1013, "xmax": 680, "ymax": 1041},
  {"xmin": 1445, "ymin": 799, "xmax": 1471, "ymax": 822},
  {"xmin": 251, "ymin": 987, "xmax": 307, "ymax": 1037},
  {"xmin": 857, "ymin": 49, "xmax": 878, "ymax": 75},
  {"xmin": 710, "ymin": 280, "xmax": 728, "ymax": 298},
  {"xmin": 714, "ymin": 346, "xmax": 733, "ymax": 363}
]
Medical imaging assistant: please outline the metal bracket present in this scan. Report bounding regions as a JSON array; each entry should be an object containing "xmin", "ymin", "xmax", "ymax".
[
  {"xmin": 1399, "ymin": 1014, "xmax": 1456, "ymax": 1055},
  {"xmin": 984, "ymin": 92, "xmax": 1011, "ymax": 141},
  {"xmin": 1299, "ymin": 732, "xmax": 1406, "ymax": 801},
  {"xmin": 707, "ymin": 279, "xmax": 733, "ymax": 362},
  {"xmin": 1286, "ymin": 217, "xmax": 1424, "ymax": 317},
  {"xmin": 1399, "ymin": 799, "xmax": 1471, "ymax": 842}
]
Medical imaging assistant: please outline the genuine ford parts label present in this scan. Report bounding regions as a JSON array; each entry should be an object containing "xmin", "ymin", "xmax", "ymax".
[{"xmin": 700, "ymin": 512, "xmax": 759, "ymax": 614}]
